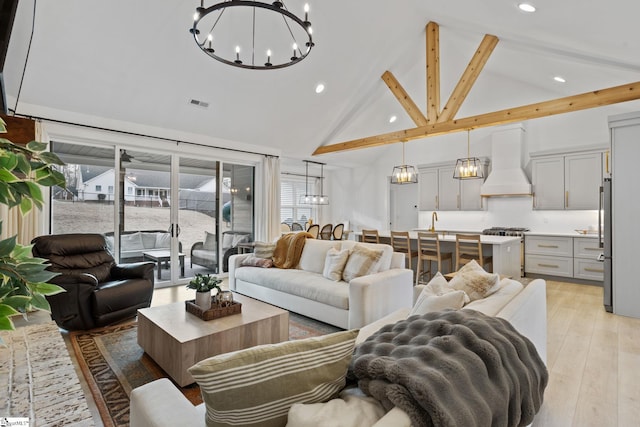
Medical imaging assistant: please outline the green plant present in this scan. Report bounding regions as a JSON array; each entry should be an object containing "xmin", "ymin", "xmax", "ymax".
[
  {"xmin": 186, "ymin": 273, "xmax": 223, "ymax": 294},
  {"xmin": 0, "ymin": 117, "xmax": 67, "ymax": 335}
]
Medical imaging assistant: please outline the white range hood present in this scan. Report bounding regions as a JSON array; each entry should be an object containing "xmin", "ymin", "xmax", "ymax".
[{"xmin": 481, "ymin": 125, "xmax": 532, "ymax": 197}]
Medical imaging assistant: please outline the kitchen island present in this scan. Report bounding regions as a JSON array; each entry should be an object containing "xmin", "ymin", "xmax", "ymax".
[{"xmin": 354, "ymin": 230, "xmax": 522, "ymax": 279}]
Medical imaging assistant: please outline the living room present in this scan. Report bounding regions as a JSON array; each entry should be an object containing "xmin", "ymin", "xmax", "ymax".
[{"xmin": 2, "ymin": 1, "xmax": 640, "ymax": 426}]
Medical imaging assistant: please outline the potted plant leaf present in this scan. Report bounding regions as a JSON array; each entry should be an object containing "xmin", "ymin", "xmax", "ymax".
[
  {"xmin": 0, "ymin": 117, "xmax": 67, "ymax": 340},
  {"xmin": 186, "ymin": 273, "xmax": 223, "ymax": 310}
]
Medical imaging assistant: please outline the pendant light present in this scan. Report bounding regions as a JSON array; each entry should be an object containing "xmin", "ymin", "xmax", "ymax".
[
  {"xmin": 391, "ymin": 142, "xmax": 418, "ymax": 184},
  {"xmin": 453, "ymin": 130, "xmax": 484, "ymax": 180},
  {"xmin": 300, "ymin": 160, "xmax": 329, "ymax": 205}
]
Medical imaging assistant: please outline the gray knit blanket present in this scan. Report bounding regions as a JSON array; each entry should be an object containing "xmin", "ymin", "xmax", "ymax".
[{"xmin": 348, "ymin": 310, "xmax": 548, "ymax": 427}]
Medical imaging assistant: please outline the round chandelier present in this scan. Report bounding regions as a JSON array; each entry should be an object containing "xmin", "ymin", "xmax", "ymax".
[{"xmin": 190, "ymin": 1, "xmax": 315, "ymax": 70}]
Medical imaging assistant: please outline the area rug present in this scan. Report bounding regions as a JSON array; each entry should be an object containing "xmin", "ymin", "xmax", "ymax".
[
  {"xmin": 0, "ymin": 321, "xmax": 95, "ymax": 426},
  {"xmin": 69, "ymin": 313, "xmax": 342, "ymax": 427}
]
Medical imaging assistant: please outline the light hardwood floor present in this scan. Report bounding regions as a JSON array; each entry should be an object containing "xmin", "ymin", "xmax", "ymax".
[
  {"xmin": 534, "ymin": 280, "xmax": 640, "ymax": 427},
  {"xmin": 23, "ymin": 279, "xmax": 638, "ymax": 426}
]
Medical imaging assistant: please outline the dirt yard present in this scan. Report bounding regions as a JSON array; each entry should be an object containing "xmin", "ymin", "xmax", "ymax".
[{"xmin": 51, "ymin": 200, "xmax": 231, "ymax": 253}]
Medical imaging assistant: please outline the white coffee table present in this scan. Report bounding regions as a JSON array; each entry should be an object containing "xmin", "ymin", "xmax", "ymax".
[{"xmin": 137, "ymin": 293, "xmax": 289, "ymax": 386}]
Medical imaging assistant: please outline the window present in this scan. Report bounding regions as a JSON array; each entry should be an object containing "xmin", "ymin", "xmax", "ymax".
[
  {"xmin": 95, "ymin": 185, "xmax": 102, "ymax": 192},
  {"xmin": 127, "ymin": 187, "xmax": 133, "ymax": 195},
  {"xmin": 281, "ymin": 177, "xmax": 316, "ymax": 228},
  {"xmin": 108, "ymin": 185, "xmax": 114, "ymax": 194}
]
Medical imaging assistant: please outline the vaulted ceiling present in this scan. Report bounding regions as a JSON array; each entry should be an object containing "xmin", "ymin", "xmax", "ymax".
[{"xmin": 5, "ymin": 0, "xmax": 640, "ymax": 168}]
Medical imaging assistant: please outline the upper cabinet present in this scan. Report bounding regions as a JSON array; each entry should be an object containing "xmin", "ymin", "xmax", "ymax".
[
  {"xmin": 531, "ymin": 147, "xmax": 606, "ymax": 210},
  {"xmin": 418, "ymin": 161, "xmax": 487, "ymax": 211}
]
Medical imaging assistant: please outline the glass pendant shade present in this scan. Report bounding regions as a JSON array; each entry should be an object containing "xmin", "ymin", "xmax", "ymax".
[
  {"xmin": 453, "ymin": 130, "xmax": 484, "ymax": 180},
  {"xmin": 391, "ymin": 142, "xmax": 418, "ymax": 184},
  {"xmin": 299, "ymin": 160, "xmax": 329, "ymax": 205}
]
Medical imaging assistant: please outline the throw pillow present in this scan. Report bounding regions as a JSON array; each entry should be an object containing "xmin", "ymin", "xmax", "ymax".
[
  {"xmin": 449, "ymin": 259, "xmax": 500, "ymax": 302},
  {"xmin": 203, "ymin": 231, "xmax": 217, "ymax": 251},
  {"xmin": 410, "ymin": 290, "xmax": 469, "ymax": 316},
  {"xmin": 254, "ymin": 241, "xmax": 276, "ymax": 259},
  {"xmin": 141, "ymin": 232, "xmax": 157, "ymax": 249},
  {"xmin": 189, "ymin": 329, "xmax": 359, "ymax": 427},
  {"xmin": 155, "ymin": 232, "xmax": 171, "ymax": 249},
  {"xmin": 240, "ymin": 255, "xmax": 273, "ymax": 268},
  {"xmin": 121, "ymin": 232, "xmax": 144, "ymax": 250},
  {"xmin": 322, "ymin": 248, "xmax": 350, "ymax": 281},
  {"xmin": 342, "ymin": 244, "xmax": 384, "ymax": 282},
  {"xmin": 222, "ymin": 233, "xmax": 234, "ymax": 251}
]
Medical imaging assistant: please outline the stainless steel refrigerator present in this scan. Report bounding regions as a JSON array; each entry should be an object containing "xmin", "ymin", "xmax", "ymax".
[{"xmin": 599, "ymin": 178, "xmax": 612, "ymax": 312}]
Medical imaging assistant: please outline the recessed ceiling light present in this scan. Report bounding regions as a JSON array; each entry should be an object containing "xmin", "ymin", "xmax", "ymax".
[
  {"xmin": 389, "ymin": 115, "xmax": 397, "ymax": 123},
  {"xmin": 315, "ymin": 83, "xmax": 325, "ymax": 94},
  {"xmin": 554, "ymin": 76, "xmax": 566, "ymax": 83},
  {"xmin": 518, "ymin": 3, "xmax": 536, "ymax": 13}
]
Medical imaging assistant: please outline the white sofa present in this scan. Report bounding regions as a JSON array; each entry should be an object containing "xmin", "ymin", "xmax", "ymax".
[
  {"xmin": 130, "ymin": 278, "xmax": 547, "ymax": 427},
  {"xmin": 229, "ymin": 239, "xmax": 415, "ymax": 329}
]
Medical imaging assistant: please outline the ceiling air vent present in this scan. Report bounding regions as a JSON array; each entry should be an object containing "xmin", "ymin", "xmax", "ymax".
[{"xmin": 189, "ymin": 99, "xmax": 209, "ymax": 108}]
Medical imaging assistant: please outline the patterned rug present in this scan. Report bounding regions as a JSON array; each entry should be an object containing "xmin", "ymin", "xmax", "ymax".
[
  {"xmin": 69, "ymin": 313, "xmax": 341, "ymax": 427},
  {"xmin": 0, "ymin": 321, "xmax": 95, "ymax": 426}
]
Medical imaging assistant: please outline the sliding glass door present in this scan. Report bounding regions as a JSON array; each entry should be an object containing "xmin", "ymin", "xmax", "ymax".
[{"xmin": 50, "ymin": 141, "xmax": 255, "ymax": 287}]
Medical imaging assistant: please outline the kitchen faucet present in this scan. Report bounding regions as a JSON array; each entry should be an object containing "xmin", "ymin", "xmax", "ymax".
[{"xmin": 429, "ymin": 211, "xmax": 438, "ymax": 232}]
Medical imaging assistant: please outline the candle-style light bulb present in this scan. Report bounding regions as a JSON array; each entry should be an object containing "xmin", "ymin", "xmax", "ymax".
[
  {"xmin": 207, "ymin": 34, "xmax": 213, "ymax": 50},
  {"xmin": 193, "ymin": 12, "xmax": 199, "ymax": 21},
  {"xmin": 235, "ymin": 46, "xmax": 242, "ymax": 64},
  {"xmin": 265, "ymin": 49, "xmax": 272, "ymax": 66},
  {"xmin": 291, "ymin": 43, "xmax": 298, "ymax": 60},
  {"xmin": 304, "ymin": 3, "xmax": 309, "ymax": 21}
]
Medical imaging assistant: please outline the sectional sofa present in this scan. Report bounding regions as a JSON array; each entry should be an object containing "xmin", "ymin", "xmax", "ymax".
[
  {"xmin": 130, "ymin": 278, "xmax": 547, "ymax": 427},
  {"xmin": 229, "ymin": 239, "xmax": 415, "ymax": 329}
]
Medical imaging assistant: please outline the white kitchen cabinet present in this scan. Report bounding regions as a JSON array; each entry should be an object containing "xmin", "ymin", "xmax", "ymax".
[
  {"xmin": 418, "ymin": 161, "xmax": 487, "ymax": 211},
  {"xmin": 531, "ymin": 149, "xmax": 604, "ymax": 210},
  {"xmin": 438, "ymin": 167, "xmax": 459, "ymax": 210},
  {"xmin": 525, "ymin": 234, "xmax": 603, "ymax": 282},
  {"xmin": 565, "ymin": 152, "xmax": 602, "ymax": 209},
  {"xmin": 573, "ymin": 238, "xmax": 604, "ymax": 281},
  {"xmin": 525, "ymin": 235, "xmax": 573, "ymax": 277},
  {"xmin": 531, "ymin": 157, "xmax": 564, "ymax": 209},
  {"xmin": 418, "ymin": 169, "xmax": 438, "ymax": 211}
]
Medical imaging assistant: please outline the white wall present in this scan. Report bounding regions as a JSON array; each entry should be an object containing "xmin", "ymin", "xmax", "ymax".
[{"xmin": 326, "ymin": 100, "xmax": 640, "ymax": 234}]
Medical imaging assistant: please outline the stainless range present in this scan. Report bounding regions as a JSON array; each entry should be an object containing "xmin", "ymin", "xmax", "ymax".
[{"xmin": 482, "ymin": 227, "xmax": 529, "ymax": 275}]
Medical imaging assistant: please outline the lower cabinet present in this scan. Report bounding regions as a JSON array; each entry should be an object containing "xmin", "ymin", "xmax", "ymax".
[
  {"xmin": 573, "ymin": 238, "xmax": 605, "ymax": 281},
  {"xmin": 525, "ymin": 235, "xmax": 603, "ymax": 282}
]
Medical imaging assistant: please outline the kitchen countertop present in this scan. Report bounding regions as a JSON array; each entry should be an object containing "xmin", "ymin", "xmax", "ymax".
[
  {"xmin": 525, "ymin": 231, "xmax": 601, "ymax": 238},
  {"xmin": 355, "ymin": 230, "xmax": 521, "ymax": 245}
]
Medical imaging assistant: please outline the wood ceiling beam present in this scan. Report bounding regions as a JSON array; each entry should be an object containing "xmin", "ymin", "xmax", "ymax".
[
  {"xmin": 426, "ymin": 22, "xmax": 440, "ymax": 123},
  {"xmin": 438, "ymin": 34, "xmax": 499, "ymax": 123},
  {"xmin": 312, "ymin": 81, "xmax": 640, "ymax": 155},
  {"xmin": 381, "ymin": 71, "xmax": 428, "ymax": 126}
]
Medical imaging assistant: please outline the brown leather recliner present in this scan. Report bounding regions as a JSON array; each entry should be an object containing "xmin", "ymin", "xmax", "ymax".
[{"xmin": 31, "ymin": 233, "xmax": 155, "ymax": 331}]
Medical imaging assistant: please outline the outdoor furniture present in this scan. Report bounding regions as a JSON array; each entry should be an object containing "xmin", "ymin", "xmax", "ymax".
[
  {"xmin": 31, "ymin": 233, "xmax": 155, "ymax": 331},
  {"xmin": 142, "ymin": 249, "xmax": 185, "ymax": 279},
  {"xmin": 190, "ymin": 230, "xmax": 252, "ymax": 272}
]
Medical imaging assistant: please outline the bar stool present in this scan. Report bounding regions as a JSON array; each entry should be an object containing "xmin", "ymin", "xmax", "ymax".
[
  {"xmin": 455, "ymin": 233, "xmax": 493, "ymax": 271},
  {"xmin": 415, "ymin": 231, "xmax": 453, "ymax": 286},
  {"xmin": 390, "ymin": 231, "xmax": 419, "ymax": 273},
  {"xmin": 361, "ymin": 229, "xmax": 380, "ymax": 243}
]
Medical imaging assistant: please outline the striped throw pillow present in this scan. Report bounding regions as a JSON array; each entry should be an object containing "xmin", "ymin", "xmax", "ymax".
[
  {"xmin": 253, "ymin": 241, "xmax": 276, "ymax": 259},
  {"xmin": 189, "ymin": 329, "xmax": 359, "ymax": 427}
]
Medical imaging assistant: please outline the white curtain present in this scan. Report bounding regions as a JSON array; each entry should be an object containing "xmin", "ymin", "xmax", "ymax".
[
  {"xmin": 0, "ymin": 121, "xmax": 46, "ymax": 245},
  {"xmin": 255, "ymin": 156, "xmax": 281, "ymax": 242}
]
